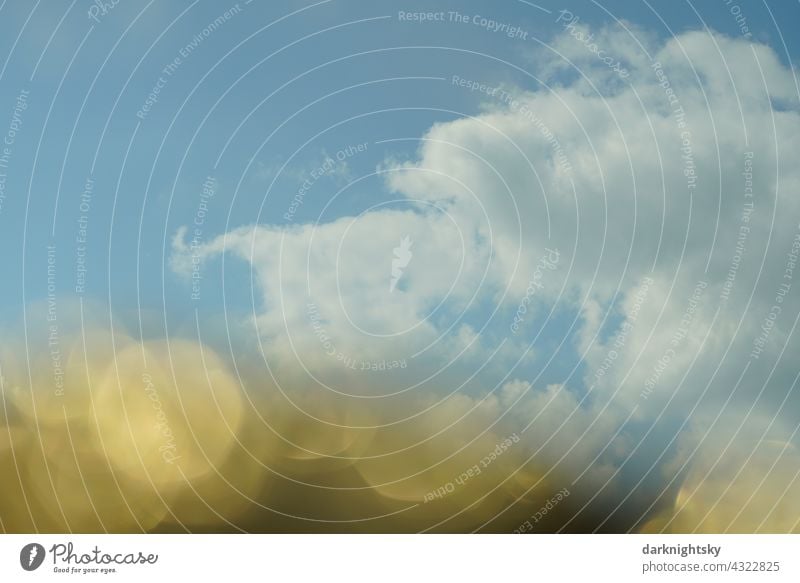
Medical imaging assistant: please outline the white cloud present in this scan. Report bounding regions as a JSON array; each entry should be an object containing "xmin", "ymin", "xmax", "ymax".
[{"xmin": 172, "ymin": 26, "xmax": 800, "ymax": 530}]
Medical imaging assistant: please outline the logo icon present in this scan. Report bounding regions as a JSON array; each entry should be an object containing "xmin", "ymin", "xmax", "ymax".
[
  {"xmin": 390, "ymin": 236, "xmax": 413, "ymax": 292},
  {"xmin": 20, "ymin": 543, "xmax": 46, "ymax": 571}
]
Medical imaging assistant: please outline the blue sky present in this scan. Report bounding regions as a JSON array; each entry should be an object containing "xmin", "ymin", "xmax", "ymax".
[{"xmin": 0, "ymin": 0, "xmax": 795, "ymax": 315}]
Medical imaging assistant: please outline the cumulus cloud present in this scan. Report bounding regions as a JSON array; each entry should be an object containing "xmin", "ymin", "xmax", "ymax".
[
  {"xmin": 163, "ymin": 25, "xmax": 800, "ymax": 532},
  {"xmin": 642, "ymin": 417, "xmax": 800, "ymax": 533},
  {"xmin": 0, "ymin": 315, "xmax": 592, "ymax": 532}
]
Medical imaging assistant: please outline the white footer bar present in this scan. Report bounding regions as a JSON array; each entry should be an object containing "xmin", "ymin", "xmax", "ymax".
[{"xmin": 1, "ymin": 534, "xmax": 797, "ymax": 582}]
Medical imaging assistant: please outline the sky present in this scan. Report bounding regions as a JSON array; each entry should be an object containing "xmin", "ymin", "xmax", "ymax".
[{"xmin": 1, "ymin": 0, "xmax": 799, "ymax": 533}]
